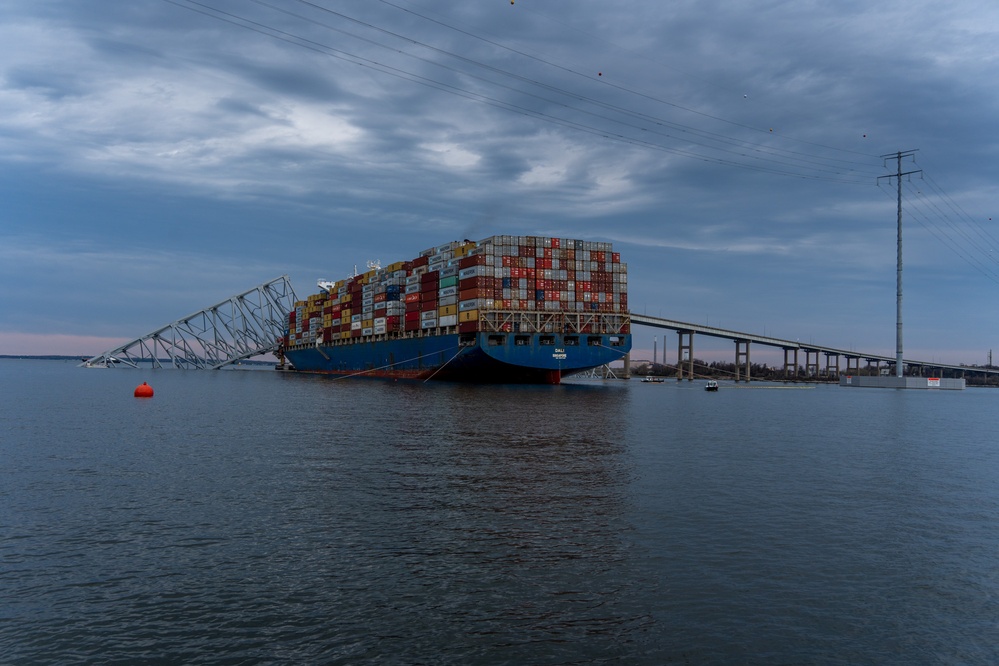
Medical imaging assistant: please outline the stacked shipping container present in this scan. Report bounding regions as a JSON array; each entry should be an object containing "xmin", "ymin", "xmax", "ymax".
[{"xmin": 285, "ymin": 236, "xmax": 628, "ymax": 346}]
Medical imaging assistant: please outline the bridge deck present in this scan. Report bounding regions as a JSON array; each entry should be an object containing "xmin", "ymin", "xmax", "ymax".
[{"xmin": 629, "ymin": 313, "xmax": 996, "ymax": 376}]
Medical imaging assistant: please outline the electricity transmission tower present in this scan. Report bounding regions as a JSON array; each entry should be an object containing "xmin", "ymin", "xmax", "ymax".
[{"xmin": 878, "ymin": 150, "xmax": 921, "ymax": 378}]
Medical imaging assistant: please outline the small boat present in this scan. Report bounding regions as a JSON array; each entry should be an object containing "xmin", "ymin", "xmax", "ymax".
[
  {"xmin": 705, "ymin": 380, "xmax": 719, "ymax": 391},
  {"xmin": 641, "ymin": 376, "xmax": 665, "ymax": 383}
]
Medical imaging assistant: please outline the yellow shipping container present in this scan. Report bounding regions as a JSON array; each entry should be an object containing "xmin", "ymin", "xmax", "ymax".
[
  {"xmin": 459, "ymin": 309, "xmax": 479, "ymax": 322},
  {"xmin": 386, "ymin": 261, "xmax": 406, "ymax": 272},
  {"xmin": 438, "ymin": 305, "xmax": 457, "ymax": 317},
  {"xmin": 362, "ymin": 319, "xmax": 374, "ymax": 328}
]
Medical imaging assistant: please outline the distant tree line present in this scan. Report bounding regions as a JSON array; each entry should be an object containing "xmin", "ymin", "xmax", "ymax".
[{"xmin": 631, "ymin": 360, "xmax": 999, "ymax": 386}]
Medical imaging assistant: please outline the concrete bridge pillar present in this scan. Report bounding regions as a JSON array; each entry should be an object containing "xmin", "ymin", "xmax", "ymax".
[
  {"xmin": 824, "ymin": 352, "xmax": 840, "ymax": 378},
  {"xmin": 846, "ymin": 355, "xmax": 861, "ymax": 375},
  {"xmin": 783, "ymin": 347, "xmax": 799, "ymax": 380},
  {"xmin": 805, "ymin": 349, "xmax": 820, "ymax": 377},
  {"xmin": 622, "ymin": 352, "xmax": 631, "ymax": 379},
  {"xmin": 735, "ymin": 339, "xmax": 751, "ymax": 382},
  {"xmin": 677, "ymin": 330, "xmax": 694, "ymax": 381}
]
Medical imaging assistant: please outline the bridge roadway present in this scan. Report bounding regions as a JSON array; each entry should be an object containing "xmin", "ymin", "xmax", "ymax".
[{"xmin": 629, "ymin": 313, "xmax": 998, "ymax": 381}]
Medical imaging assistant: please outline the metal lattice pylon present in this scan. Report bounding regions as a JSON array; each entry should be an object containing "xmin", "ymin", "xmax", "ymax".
[{"xmin": 82, "ymin": 276, "xmax": 298, "ymax": 369}]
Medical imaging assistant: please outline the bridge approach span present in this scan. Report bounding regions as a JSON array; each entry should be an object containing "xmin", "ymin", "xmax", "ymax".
[{"xmin": 629, "ymin": 313, "xmax": 997, "ymax": 381}]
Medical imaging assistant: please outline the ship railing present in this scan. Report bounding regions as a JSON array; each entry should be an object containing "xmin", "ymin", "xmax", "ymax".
[{"xmin": 477, "ymin": 310, "xmax": 630, "ymax": 335}]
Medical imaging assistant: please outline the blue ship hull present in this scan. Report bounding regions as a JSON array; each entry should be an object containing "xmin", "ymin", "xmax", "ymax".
[{"xmin": 283, "ymin": 331, "xmax": 631, "ymax": 384}]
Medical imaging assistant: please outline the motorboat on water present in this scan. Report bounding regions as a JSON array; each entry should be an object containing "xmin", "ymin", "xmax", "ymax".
[
  {"xmin": 641, "ymin": 376, "xmax": 665, "ymax": 383},
  {"xmin": 705, "ymin": 380, "xmax": 719, "ymax": 391}
]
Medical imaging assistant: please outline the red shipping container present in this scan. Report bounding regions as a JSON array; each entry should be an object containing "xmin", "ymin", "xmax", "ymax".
[
  {"xmin": 420, "ymin": 271, "xmax": 439, "ymax": 284},
  {"xmin": 405, "ymin": 292, "xmax": 420, "ymax": 303},
  {"xmin": 458, "ymin": 321, "xmax": 480, "ymax": 334},
  {"xmin": 421, "ymin": 300, "xmax": 438, "ymax": 311},
  {"xmin": 552, "ymin": 237, "xmax": 561, "ymax": 249},
  {"xmin": 459, "ymin": 288, "xmax": 485, "ymax": 301},
  {"xmin": 406, "ymin": 301, "xmax": 421, "ymax": 313},
  {"xmin": 458, "ymin": 276, "xmax": 490, "ymax": 290},
  {"xmin": 405, "ymin": 311, "xmax": 420, "ymax": 322},
  {"xmin": 405, "ymin": 320, "xmax": 421, "ymax": 332},
  {"xmin": 459, "ymin": 255, "xmax": 485, "ymax": 268}
]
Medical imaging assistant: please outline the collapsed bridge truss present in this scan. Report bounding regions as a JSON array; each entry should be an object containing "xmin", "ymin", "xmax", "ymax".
[{"xmin": 82, "ymin": 276, "xmax": 297, "ymax": 369}]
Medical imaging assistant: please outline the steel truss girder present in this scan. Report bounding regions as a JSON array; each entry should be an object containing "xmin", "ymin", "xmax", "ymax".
[{"xmin": 82, "ymin": 276, "xmax": 298, "ymax": 369}]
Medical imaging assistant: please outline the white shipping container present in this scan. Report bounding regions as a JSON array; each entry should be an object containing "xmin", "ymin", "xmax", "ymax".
[
  {"xmin": 421, "ymin": 309, "xmax": 438, "ymax": 321},
  {"xmin": 439, "ymin": 314, "xmax": 458, "ymax": 327},
  {"xmin": 351, "ymin": 321, "xmax": 362, "ymax": 330},
  {"xmin": 439, "ymin": 295, "xmax": 457, "ymax": 307},
  {"xmin": 438, "ymin": 286, "xmax": 458, "ymax": 298},
  {"xmin": 374, "ymin": 317, "xmax": 386, "ymax": 326},
  {"xmin": 362, "ymin": 327, "xmax": 374, "ymax": 336},
  {"xmin": 458, "ymin": 266, "xmax": 480, "ymax": 280},
  {"xmin": 458, "ymin": 299, "xmax": 481, "ymax": 311},
  {"xmin": 373, "ymin": 324, "xmax": 387, "ymax": 335},
  {"xmin": 421, "ymin": 318, "xmax": 438, "ymax": 329}
]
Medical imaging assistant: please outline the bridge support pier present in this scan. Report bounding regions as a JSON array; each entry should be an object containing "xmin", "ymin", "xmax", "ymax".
[
  {"xmin": 735, "ymin": 340, "xmax": 751, "ymax": 382},
  {"xmin": 677, "ymin": 330, "xmax": 694, "ymax": 381},
  {"xmin": 824, "ymin": 352, "xmax": 840, "ymax": 378},
  {"xmin": 622, "ymin": 352, "xmax": 631, "ymax": 379},
  {"xmin": 805, "ymin": 349, "xmax": 820, "ymax": 378},
  {"xmin": 846, "ymin": 355, "xmax": 861, "ymax": 375},
  {"xmin": 783, "ymin": 347, "xmax": 799, "ymax": 380}
]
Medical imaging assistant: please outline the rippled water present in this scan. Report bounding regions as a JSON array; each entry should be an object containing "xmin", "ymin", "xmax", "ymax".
[{"xmin": 3, "ymin": 359, "xmax": 998, "ymax": 664}]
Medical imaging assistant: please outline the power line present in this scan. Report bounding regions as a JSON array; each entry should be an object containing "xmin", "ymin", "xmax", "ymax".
[{"xmin": 161, "ymin": 0, "xmax": 881, "ymax": 182}]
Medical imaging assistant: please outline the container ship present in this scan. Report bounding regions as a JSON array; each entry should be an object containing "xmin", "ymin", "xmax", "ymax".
[{"xmin": 280, "ymin": 235, "xmax": 631, "ymax": 384}]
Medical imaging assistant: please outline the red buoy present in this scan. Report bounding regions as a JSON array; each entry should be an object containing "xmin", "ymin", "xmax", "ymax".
[{"xmin": 134, "ymin": 382, "xmax": 154, "ymax": 398}]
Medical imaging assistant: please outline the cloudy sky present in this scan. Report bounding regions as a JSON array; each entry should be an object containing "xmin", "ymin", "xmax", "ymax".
[{"xmin": 2, "ymin": 0, "xmax": 997, "ymax": 365}]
